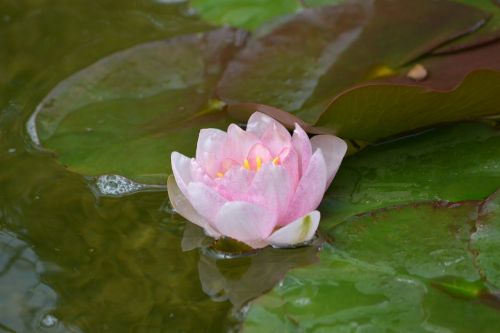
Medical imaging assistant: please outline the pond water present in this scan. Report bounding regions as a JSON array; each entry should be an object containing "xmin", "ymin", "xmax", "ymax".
[
  {"xmin": 0, "ymin": 1, "xmax": 317, "ymax": 331},
  {"xmin": 2, "ymin": 1, "xmax": 500, "ymax": 332}
]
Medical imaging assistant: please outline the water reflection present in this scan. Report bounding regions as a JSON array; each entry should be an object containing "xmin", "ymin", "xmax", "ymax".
[
  {"xmin": 0, "ymin": 149, "xmax": 235, "ymax": 332},
  {"xmin": 184, "ymin": 225, "xmax": 322, "ymax": 309},
  {"xmin": 0, "ymin": 230, "xmax": 77, "ymax": 332}
]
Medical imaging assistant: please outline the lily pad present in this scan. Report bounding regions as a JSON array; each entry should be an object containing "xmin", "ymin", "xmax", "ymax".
[
  {"xmin": 435, "ymin": 0, "xmax": 500, "ymax": 53},
  {"xmin": 302, "ymin": 0, "xmax": 347, "ymax": 8},
  {"xmin": 315, "ymin": 39, "xmax": 500, "ymax": 141},
  {"xmin": 330, "ymin": 201, "xmax": 480, "ymax": 281},
  {"xmin": 190, "ymin": 0, "xmax": 301, "ymax": 30},
  {"xmin": 29, "ymin": 28, "xmax": 245, "ymax": 184},
  {"xmin": 217, "ymin": 0, "xmax": 488, "ymax": 123},
  {"xmin": 381, "ymin": 40, "xmax": 500, "ymax": 91},
  {"xmin": 323, "ymin": 122, "xmax": 500, "ymax": 226},
  {"xmin": 315, "ymin": 69, "xmax": 500, "ymax": 141},
  {"xmin": 471, "ymin": 190, "xmax": 500, "ymax": 289},
  {"xmin": 243, "ymin": 194, "xmax": 500, "ymax": 332}
]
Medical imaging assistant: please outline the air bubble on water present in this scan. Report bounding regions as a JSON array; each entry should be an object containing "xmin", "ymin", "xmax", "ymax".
[
  {"xmin": 41, "ymin": 314, "xmax": 58, "ymax": 328},
  {"xmin": 93, "ymin": 174, "xmax": 166, "ymax": 196},
  {"xmin": 95, "ymin": 174, "xmax": 145, "ymax": 196}
]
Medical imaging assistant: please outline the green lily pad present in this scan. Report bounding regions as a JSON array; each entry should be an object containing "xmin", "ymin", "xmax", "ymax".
[
  {"xmin": 435, "ymin": 0, "xmax": 500, "ymax": 53},
  {"xmin": 471, "ymin": 191, "xmax": 500, "ymax": 289},
  {"xmin": 322, "ymin": 122, "xmax": 500, "ymax": 227},
  {"xmin": 243, "ymin": 194, "xmax": 500, "ymax": 332},
  {"xmin": 190, "ymin": 0, "xmax": 301, "ymax": 30},
  {"xmin": 302, "ymin": 0, "xmax": 347, "ymax": 8},
  {"xmin": 331, "ymin": 201, "xmax": 480, "ymax": 281},
  {"xmin": 217, "ymin": 0, "xmax": 488, "ymax": 123},
  {"xmin": 30, "ymin": 28, "xmax": 245, "ymax": 184}
]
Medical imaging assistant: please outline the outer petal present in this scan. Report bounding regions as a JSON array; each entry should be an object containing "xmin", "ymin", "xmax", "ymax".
[
  {"xmin": 291, "ymin": 123, "xmax": 312, "ymax": 177},
  {"xmin": 187, "ymin": 182, "xmax": 227, "ymax": 224},
  {"xmin": 285, "ymin": 149, "xmax": 327, "ymax": 223},
  {"xmin": 190, "ymin": 159, "xmax": 216, "ymax": 188},
  {"xmin": 249, "ymin": 164, "xmax": 291, "ymax": 222},
  {"xmin": 167, "ymin": 176, "xmax": 220, "ymax": 238},
  {"xmin": 310, "ymin": 135, "xmax": 348, "ymax": 188},
  {"xmin": 171, "ymin": 151, "xmax": 194, "ymax": 196},
  {"xmin": 214, "ymin": 201, "xmax": 277, "ymax": 249},
  {"xmin": 267, "ymin": 210, "xmax": 320, "ymax": 248},
  {"xmin": 196, "ymin": 128, "xmax": 227, "ymax": 177}
]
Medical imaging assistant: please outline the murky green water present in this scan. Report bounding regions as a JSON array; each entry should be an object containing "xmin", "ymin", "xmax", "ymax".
[
  {"xmin": 4, "ymin": 1, "xmax": 500, "ymax": 332},
  {"xmin": 0, "ymin": 1, "xmax": 320, "ymax": 332}
]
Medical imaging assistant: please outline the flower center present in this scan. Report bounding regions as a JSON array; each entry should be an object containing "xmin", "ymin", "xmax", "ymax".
[{"xmin": 216, "ymin": 155, "xmax": 280, "ymax": 178}]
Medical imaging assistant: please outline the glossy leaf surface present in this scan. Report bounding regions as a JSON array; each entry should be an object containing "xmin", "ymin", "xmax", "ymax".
[
  {"xmin": 31, "ymin": 29, "xmax": 244, "ymax": 184},
  {"xmin": 322, "ymin": 122, "xmax": 500, "ymax": 227},
  {"xmin": 243, "ymin": 193, "xmax": 500, "ymax": 332},
  {"xmin": 217, "ymin": 0, "xmax": 488, "ymax": 123},
  {"xmin": 435, "ymin": 0, "xmax": 500, "ymax": 53}
]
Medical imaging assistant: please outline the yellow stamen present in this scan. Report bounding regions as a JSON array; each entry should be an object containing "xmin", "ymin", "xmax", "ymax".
[
  {"xmin": 256, "ymin": 156, "xmax": 262, "ymax": 171},
  {"xmin": 216, "ymin": 172, "xmax": 224, "ymax": 178},
  {"xmin": 243, "ymin": 159, "xmax": 250, "ymax": 170},
  {"xmin": 272, "ymin": 157, "xmax": 280, "ymax": 165}
]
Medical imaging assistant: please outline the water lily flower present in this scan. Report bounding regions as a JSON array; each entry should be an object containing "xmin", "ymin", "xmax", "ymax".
[{"xmin": 168, "ymin": 112, "xmax": 347, "ymax": 249}]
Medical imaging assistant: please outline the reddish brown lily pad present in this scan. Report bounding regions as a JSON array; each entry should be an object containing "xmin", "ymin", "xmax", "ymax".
[
  {"xmin": 315, "ymin": 39, "xmax": 500, "ymax": 141},
  {"xmin": 434, "ymin": 0, "xmax": 500, "ymax": 54},
  {"xmin": 217, "ymin": 0, "xmax": 488, "ymax": 123}
]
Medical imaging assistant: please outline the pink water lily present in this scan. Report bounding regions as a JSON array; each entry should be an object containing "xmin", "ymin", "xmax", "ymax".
[{"xmin": 168, "ymin": 112, "xmax": 347, "ymax": 249}]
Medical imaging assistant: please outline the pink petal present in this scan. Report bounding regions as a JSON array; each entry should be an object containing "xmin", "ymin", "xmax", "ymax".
[
  {"xmin": 249, "ymin": 164, "xmax": 291, "ymax": 222},
  {"xmin": 267, "ymin": 210, "xmax": 320, "ymax": 247},
  {"xmin": 247, "ymin": 112, "xmax": 292, "ymax": 155},
  {"xmin": 214, "ymin": 201, "xmax": 278, "ymax": 249},
  {"xmin": 171, "ymin": 151, "xmax": 194, "ymax": 196},
  {"xmin": 196, "ymin": 128, "xmax": 226, "ymax": 177},
  {"xmin": 190, "ymin": 158, "xmax": 215, "ymax": 187},
  {"xmin": 260, "ymin": 120, "xmax": 292, "ymax": 157},
  {"xmin": 247, "ymin": 143, "xmax": 273, "ymax": 168},
  {"xmin": 214, "ymin": 167, "xmax": 254, "ymax": 201},
  {"xmin": 285, "ymin": 150, "xmax": 327, "ymax": 223},
  {"xmin": 278, "ymin": 147, "xmax": 299, "ymax": 197},
  {"xmin": 246, "ymin": 112, "xmax": 276, "ymax": 137},
  {"xmin": 291, "ymin": 123, "xmax": 312, "ymax": 177},
  {"xmin": 223, "ymin": 124, "xmax": 259, "ymax": 163},
  {"xmin": 310, "ymin": 135, "xmax": 347, "ymax": 188},
  {"xmin": 167, "ymin": 176, "xmax": 220, "ymax": 238},
  {"xmin": 187, "ymin": 182, "xmax": 227, "ymax": 223}
]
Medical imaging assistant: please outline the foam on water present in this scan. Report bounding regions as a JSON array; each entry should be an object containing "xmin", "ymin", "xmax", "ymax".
[{"xmin": 94, "ymin": 174, "xmax": 165, "ymax": 196}]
